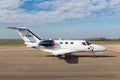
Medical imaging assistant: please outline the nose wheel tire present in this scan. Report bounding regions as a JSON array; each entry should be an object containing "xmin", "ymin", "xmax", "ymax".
[
  {"xmin": 91, "ymin": 50, "xmax": 96, "ymax": 58},
  {"xmin": 88, "ymin": 46, "xmax": 96, "ymax": 58},
  {"xmin": 92, "ymin": 53, "xmax": 96, "ymax": 58}
]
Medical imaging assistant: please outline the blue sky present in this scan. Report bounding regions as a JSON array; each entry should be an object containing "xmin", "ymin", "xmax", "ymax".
[{"xmin": 0, "ymin": 0, "xmax": 120, "ymax": 39}]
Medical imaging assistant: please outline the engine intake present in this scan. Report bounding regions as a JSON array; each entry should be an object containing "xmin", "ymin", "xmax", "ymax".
[{"xmin": 39, "ymin": 40, "xmax": 55, "ymax": 47}]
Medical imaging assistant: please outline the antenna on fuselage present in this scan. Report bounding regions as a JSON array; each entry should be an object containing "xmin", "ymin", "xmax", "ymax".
[
  {"xmin": 58, "ymin": 37, "xmax": 61, "ymax": 40},
  {"xmin": 49, "ymin": 38, "xmax": 52, "ymax": 40}
]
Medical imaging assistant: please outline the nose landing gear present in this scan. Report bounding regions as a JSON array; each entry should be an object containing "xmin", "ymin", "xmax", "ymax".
[
  {"xmin": 92, "ymin": 50, "xmax": 96, "ymax": 58},
  {"xmin": 88, "ymin": 46, "xmax": 96, "ymax": 58}
]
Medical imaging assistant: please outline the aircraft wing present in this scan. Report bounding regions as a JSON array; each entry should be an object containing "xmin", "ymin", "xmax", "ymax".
[{"xmin": 52, "ymin": 49, "xmax": 79, "ymax": 55}]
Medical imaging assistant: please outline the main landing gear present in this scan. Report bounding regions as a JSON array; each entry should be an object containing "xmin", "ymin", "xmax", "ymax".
[{"xmin": 58, "ymin": 55, "xmax": 66, "ymax": 59}]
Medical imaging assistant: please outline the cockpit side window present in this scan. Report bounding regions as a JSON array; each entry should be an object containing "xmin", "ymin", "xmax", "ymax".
[
  {"xmin": 82, "ymin": 42, "xmax": 86, "ymax": 46},
  {"xmin": 86, "ymin": 41, "xmax": 91, "ymax": 45},
  {"xmin": 82, "ymin": 41, "xmax": 91, "ymax": 46}
]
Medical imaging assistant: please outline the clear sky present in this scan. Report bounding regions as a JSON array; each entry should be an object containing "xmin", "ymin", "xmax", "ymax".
[{"xmin": 0, "ymin": 0, "xmax": 120, "ymax": 39}]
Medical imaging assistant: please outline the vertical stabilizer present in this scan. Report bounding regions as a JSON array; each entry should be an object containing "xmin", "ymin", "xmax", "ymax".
[{"xmin": 7, "ymin": 27, "xmax": 41, "ymax": 44}]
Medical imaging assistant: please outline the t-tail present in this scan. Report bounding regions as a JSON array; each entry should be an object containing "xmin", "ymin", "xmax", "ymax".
[{"xmin": 7, "ymin": 27, "xmax": 41, "ymax": 48}]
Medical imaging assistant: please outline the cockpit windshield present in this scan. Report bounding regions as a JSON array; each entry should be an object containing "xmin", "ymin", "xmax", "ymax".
[
  {"xmin": 86, "ymin": 41, "xmax": 91, "ymax": 45},
  {"xmin": 82, "ymin": 41, "xmax": 91, "ymax": 46}
]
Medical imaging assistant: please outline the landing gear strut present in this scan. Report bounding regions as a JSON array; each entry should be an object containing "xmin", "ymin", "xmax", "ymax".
[
  {"xmin": 58, "ymin": 55, "xmax": 66, "ymax": 59},
  {"xmin": 91, "ymin": 49, "xmax": 96, "ymax": 58},
  {"xmin": 92, "ymin": 52, "xmax": 96, "ymax": 58},
  {"xmin": 88, "ymin": 46, "xmax": 96, "ymax": 58}
]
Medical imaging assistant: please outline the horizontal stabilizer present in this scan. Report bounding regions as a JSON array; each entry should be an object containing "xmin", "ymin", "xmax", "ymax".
[{"xmin": 7, "ymin": 27, "xmax": 27, "ymax": 30}]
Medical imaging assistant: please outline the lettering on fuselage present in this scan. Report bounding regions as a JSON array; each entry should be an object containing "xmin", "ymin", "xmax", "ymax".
[{"xmin": 25, "ymin": 34, "xmax": 32, "ymax": 38}]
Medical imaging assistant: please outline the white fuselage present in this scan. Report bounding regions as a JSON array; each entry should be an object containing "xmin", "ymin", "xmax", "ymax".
[
  {"xmin": 7, "ymin": 27, "xmax": 107, "ymax": 56},
  {"xmin": 39, "ymin": 40, "xmax": 107, "ymax": 55}
]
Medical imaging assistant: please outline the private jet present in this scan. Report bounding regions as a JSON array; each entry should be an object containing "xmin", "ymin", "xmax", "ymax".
[{"xmin": 7, "ymin": 27, "xmax": 107, "ymax": 59}]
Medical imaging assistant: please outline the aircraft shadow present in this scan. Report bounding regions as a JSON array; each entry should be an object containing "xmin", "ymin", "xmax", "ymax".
[
  {"xmin": 64, "ymin": 54, "xmax": 116, "ymax": 64},
  {"xmin": 64, "ymin": 53, "xmax": 79, "ymax": 64},
  {"xmin": 46, "ymin": 54, "xmax": 78, "ymax": 64},
  {"xmin": 77, "ymin": 55, "xmax": 116, "ymax": 58},
  {"xmin": 46, "ymin": 54, "xmax": 115, "ymax": 64}
]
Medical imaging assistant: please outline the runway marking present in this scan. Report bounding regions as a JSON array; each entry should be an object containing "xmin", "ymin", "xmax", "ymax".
[{"xmin": 107, "ymin": 50, "xmax": 120, "ymax": 54}]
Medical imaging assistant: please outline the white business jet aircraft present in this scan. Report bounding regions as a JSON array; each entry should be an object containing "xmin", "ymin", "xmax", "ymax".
[{"xmin": 7, "ymin": 27, "xmax": 107, "ymax": 59}]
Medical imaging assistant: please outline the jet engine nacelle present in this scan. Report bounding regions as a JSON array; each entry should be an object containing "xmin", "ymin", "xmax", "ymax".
[{"xmin": 39, "ymin": 40, "xmax": 55, "ymax": 47}]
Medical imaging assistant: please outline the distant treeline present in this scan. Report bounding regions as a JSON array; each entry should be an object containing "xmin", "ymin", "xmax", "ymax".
[
  {"xmin": 0, "ymin": 39, "xmax": 23, "ymax": 42},
  {"xmin": 0, "ymin": 39, "xmax": 22, "ymax": 41},
  {"xmin": 86, "ymin": 37, "xmax": 120, "ymax": 41},
  {"xmin": 0, "ymin": 39, "xmax": 23, "ymax": 46}
]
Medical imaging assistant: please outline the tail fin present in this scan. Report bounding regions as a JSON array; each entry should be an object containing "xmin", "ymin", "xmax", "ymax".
[{"xmin": 7, "ymin": 27, "xmax": 41, "ymax": 44}]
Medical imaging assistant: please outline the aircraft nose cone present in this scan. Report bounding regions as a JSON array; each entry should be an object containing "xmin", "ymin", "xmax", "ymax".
[
  {"xmin": 100, "ymin": 46, "xmax": 107, "ymax": 51},
  {"xmin": 91, "ymin": 44, "xmax": 107, "ymax": 52}
]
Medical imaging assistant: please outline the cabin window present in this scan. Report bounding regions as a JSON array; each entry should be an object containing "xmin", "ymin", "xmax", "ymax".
[
  {"xmin": 65, "ymin": 42, "xmax": 68, "ymax": 44},
  {"xmin": 60, "ymin": 42, "xmax": 63, "ymax": 44},
  {"xmin": 71, "ymin": 42, "xmax": 74, "ymax": 44}
]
